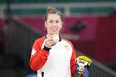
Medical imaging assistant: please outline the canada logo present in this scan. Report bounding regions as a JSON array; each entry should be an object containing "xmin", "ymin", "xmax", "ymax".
[{"xmin": 64, "ymin": 45, "xmax": 70, "ymax": 50}]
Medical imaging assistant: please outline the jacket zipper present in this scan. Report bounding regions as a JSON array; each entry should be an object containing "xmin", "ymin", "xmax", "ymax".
[{"xmin": 41, "ymin": 71, "xmax": 44, "ymax": 77}]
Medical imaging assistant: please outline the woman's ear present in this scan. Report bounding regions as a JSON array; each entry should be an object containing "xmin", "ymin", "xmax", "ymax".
[
  {"xmin": 44, "ymin": 22, "xmax": 47, "ymax": 28},
  {"xmin": 61, "ymin": 22, "xmax": 63, "ymax": 28}
]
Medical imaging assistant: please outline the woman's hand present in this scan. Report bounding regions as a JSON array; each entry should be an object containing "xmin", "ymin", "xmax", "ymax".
[{"xmin": 45, "ymin": 34, "xmax": 59, "ymax": 48}]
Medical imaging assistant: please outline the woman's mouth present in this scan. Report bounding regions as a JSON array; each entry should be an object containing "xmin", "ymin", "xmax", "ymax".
[{"xmin": 51, "ymin": 26, "xmax": 58, "ymax": 31}]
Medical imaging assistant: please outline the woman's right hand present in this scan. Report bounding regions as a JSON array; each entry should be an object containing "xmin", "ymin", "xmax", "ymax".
[{"xmin": 44, "ymin": 35, "xmax": 58, "ymax": 48}]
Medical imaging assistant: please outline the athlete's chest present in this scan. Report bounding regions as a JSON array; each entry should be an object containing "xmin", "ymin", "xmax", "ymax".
[{"xmin": 49, "ymin": 41, "xmax": 72, "ymax": 60}]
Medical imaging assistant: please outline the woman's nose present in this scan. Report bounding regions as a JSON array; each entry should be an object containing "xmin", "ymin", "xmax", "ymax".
[{"xmin": 52, "ymin": 22, "xmax": 57, "ymax": 26}]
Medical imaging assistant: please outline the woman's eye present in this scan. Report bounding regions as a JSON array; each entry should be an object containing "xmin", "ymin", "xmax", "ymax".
[
  {"xmin": 56, "ymin": 20, "xmax": 59, "ymax": 23},
  {"xmin": 49, "ymin": 20, "xmax": 53, "ymax": 23}
]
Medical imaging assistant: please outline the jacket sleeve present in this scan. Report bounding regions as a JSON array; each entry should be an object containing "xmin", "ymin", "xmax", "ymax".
[
  {"xmin": 29, "ymin": 39, "xmax": 49, "ymax": 71},
  {"xmin": 70, "ymin": 44, "xmax": 77, "ymax": 77}
]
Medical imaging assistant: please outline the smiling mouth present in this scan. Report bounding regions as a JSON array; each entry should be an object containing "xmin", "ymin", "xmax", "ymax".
[{"xmin": 51, "ymin": 26, "xmax": 58, "ymax": 31}]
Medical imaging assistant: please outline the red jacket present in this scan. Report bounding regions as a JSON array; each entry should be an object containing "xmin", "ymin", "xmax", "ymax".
[{"xmin": 30, "ymin": 36, "xmax": 76, "ymax": 77}]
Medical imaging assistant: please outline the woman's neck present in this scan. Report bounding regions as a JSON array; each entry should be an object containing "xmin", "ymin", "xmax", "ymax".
[{"xmin": 47, "ymin": 33, "xmax": 59, "ymax": 36}]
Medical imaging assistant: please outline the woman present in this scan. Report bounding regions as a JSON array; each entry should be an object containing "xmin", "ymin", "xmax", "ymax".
[{"xmin": 29, "ymin": 7, "xmax": 77, "ymax": 77}]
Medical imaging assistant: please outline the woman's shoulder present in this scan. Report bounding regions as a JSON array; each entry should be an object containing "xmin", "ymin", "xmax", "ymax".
[
  {"xmin": 34, "ymin": 36, "xmax": 46, "ymax": 43},
  {"xmin": 62, "ymin": 38, "xmax": 72, "ymax": 45}
]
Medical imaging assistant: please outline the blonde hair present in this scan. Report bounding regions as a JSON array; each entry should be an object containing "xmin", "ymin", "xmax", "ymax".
[{"xmin": 44, "ymin": 7, "xmax": 63, "ymax": 21}]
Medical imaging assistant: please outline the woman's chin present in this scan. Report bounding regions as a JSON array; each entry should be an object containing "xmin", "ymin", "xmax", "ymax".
[{"xmin": 51, "ymin": 32, "xmax": 58, "ymax": 35}]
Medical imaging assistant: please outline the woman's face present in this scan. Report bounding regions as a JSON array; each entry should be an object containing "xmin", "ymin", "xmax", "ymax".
[{"xmin": 45, "ymin": 14, "xmax": 63, "ymax": 35}]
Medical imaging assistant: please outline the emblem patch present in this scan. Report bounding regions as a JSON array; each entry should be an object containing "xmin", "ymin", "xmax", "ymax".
[{"xmin": 64, "ymin": 45, "xmax": 70, "ymax": 50}]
